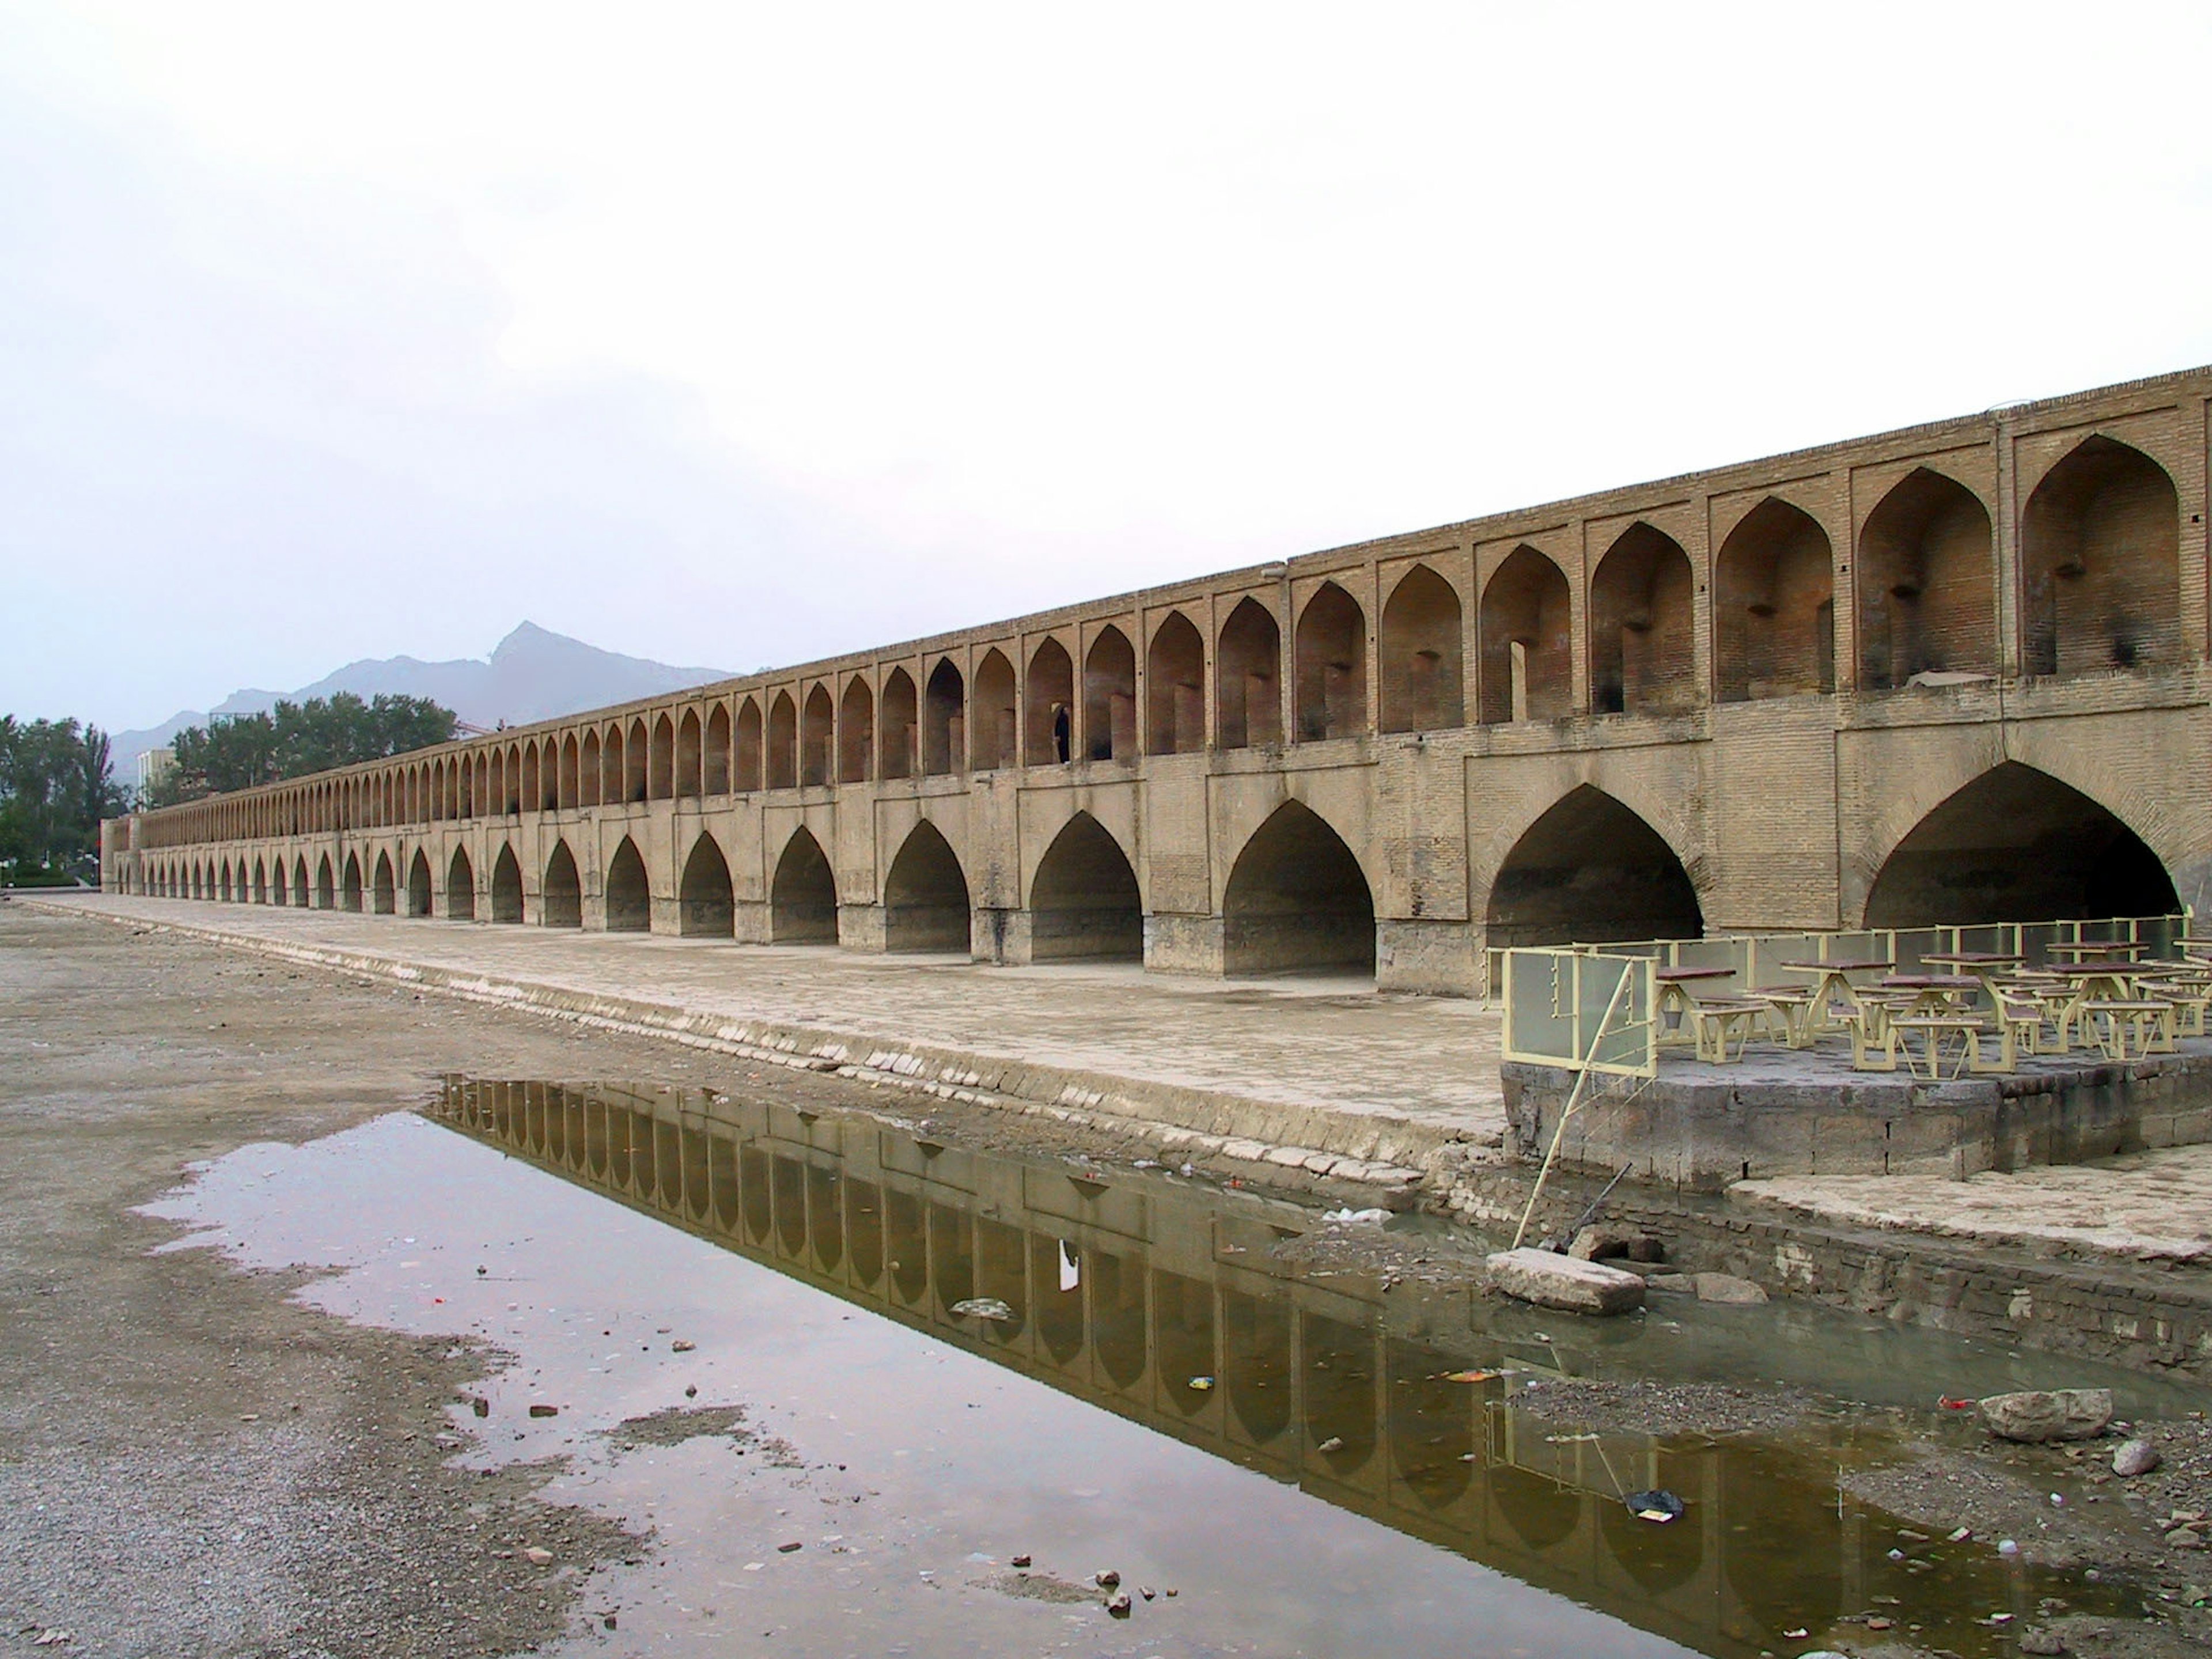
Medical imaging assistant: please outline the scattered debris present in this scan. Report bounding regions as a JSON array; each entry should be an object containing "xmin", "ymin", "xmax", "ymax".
[
  {"xmin": 949, "ymin": 1298, "xmax": 1014, "ymax": 1321},
  {"xmin": 1320, "ymin": 1207, "xmax": 1390, "ymax": 1225},
  {"xmin": 1624, "ymin": 1489, "xmax": 1685, "ymax": 1524},
  {"xmin": 523, "ymin": 1546, "xmax": 554, "ymax": 1566},
  {"xmin": 671, "ymin": 1338, "xmax": 695, "ymax": 1352},
  {"xmin": 527, "ymin": 1403, "xmax": 559, "ymax": 1419},
  {"xmin": 1094, "ymin": 1569, "xmax": 1120, "ymax": 1588},
  {"xmin": 1105, "ymin": 1591, "xmax": 1132, "ymax": 1618}
]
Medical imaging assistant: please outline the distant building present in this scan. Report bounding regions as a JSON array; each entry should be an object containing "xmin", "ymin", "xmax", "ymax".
[{"xmin": 135, "ymin": 748, "xmax": 175, "ymax": 797}]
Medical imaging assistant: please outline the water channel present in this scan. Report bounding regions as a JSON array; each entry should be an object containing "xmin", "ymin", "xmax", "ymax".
[{"xmin": 145, "ymin": 1077, "xmax": 2196, "ymax": 1658}]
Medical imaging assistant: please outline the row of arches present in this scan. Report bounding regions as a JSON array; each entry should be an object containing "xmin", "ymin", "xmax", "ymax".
[{"xmin": 133, "ymin": 763, "xmax": 2181, "ymax": 977}]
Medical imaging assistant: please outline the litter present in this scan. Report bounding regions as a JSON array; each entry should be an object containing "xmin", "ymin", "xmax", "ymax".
[
  {"xmin": 950, "ymin": 1298, "xmax": 1014, "ymax": 1321},
  {"xmin": 1187, "ymin": 1375, "xmax": 1214, "ymax": 1391},
  {"xmin": 1938, "ymin": 1395, "xmax": 1975, "ymax": 1410},
  {"xmin": 1623, "ymin": 1489, "xmax": 1685, "ymax": 1524},
  {"xmin": 1321, "ymin": 1207, "xmax": 1391, "ymax": 1225},
  {"xmin": 1440, "ymin": 1369, "xmax": 1501, "ymax": 1384}
]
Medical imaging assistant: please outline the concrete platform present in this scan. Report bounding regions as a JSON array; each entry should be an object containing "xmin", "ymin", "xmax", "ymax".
[{"xmin": 28, "ymin": 894, "xmax": 1508, "ymax": 1177}]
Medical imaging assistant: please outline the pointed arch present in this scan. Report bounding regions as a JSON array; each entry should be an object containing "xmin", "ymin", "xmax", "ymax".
[
  {"xmin": 673, "ymin": 707, "xmax": 701, "ymax": 798},
  {"xmin": 321, "ymin": 853, "xmax": 340, "ymax": 911},
  {"xmin": 703, "ymin": 703, "xmax": 731, "ymax": 795},
  {"xmin": 489, "ymin": 843, "xmax": 524, "ymax": 923},
  {"xmin": 839, "ymin": 677, "xmax": 875, "ymax": 784},
  {"xmin": 1486, "ymin": 786, "xmax": 1702, "ymax": 948},
  {"xmin": 521, "ymin": 743, "xmax": 541, "ymax": 813},
  {"xmin": 801, "ymin": 684, "xmax": 835, "ymax": 787},
  {"xmin": 677, "ymin": 833, "xmax": 735, "ymax": 937},
  {"xmin": 251, "ymin": 858, "xmax": 267, "ymax": 904},
  {"xmin": 1715, "ymin": 498, "xmax": 1834, "ymax": 701},
  {"xmin": 1865, "ymin": 762, "xmax": 2177, "ymax": 926},
  {"xmin": 599, "ymin": 725, "xmax": 623, "ymax": 805},
  {"xmin": 291, "ymin": 857, "xmax": 309, "ymax": 908},
  {"xmin": 1294, "ymin": 582, "xmax": 1367, "ymax": 741},
  {"xmin": 559, "ymin": 733, "xmax": 581, "ymax": 809},
  {"xmin": 734, "ymin": 696, "xmax": 763, "ymax": 791},
  {"xmin": 767, "ymin": 691, "xmax": 798, "ymax": 790},
  {"xmin": 1857, "ymin": 468, "xmax": 1995, "ymax": 689},
  {"xmin": 1222, "ymin": 801, "xmax": 1374, "ymax": 975},
  {"xmin": 446, "ymin": 846, "xmax": 476, "ymax": 920},
  {"xmin": 624, "ymin": 719, "xmax": 648, "ymax": 802},
  {"xmin": 2021, "ymin": 436, "xmax": 2180, "ymax": 677},
  {"xmin": 922, "ymin": 659, "xmax": 965, "ymax": 776},
  {"xmin": 770, "ymin": 827, "xmax": 838, "ymax": 943},
  {"xmin": 406, "ymin": 848, "xmax": 433, "ymax": 916},
  {"xmin": 1590, "ymin": 522, "xmax": 1695, "ymax": 714},
  {"xmin": 218, "ymin": 860, "xmax": 232, "ymax": 903},
  {"xmin": 878, "ymin": 670, "xmax": 918, "ymax": 781},
  {"xmin": 971, "ymin": 649, "xmax": 1017, "ymax": 770},
  {"xmin": 1145, "ymin": 611, "xmax": 1205, "ymax": 754},
  {"xmin": 647, "ymin": 712, "xmax": 674, "ymax": 798},
  {"xmin": 1083, "ymin": 626, "xmax": 1138, "ymax": 760},
  {"xmin": 1217, "ymin": 598, "xmax": 1282, "ymax": 749},
  {"xmin": 605, "ymin": 836, "xmax": 651, "ymax": 931},
  {"xmin": 884, "ymin": 820, "xmax": 972, "ymax": 952},
  {"xmin": 1379, "ymin": 565, "xmax": 1463, "ymax": 732},
  {"xmin": 541, "ymin": 840, "xmax": 582, "ymax": 928},
  {"xmin": 1029, "ymin": 813, "xmax": 1142, "ymax": 962},
  {"xmin": 372, "ymin": 851, "xmax": 397, "ymax": 915},
  {"xmin": 1024, "ymin": 639, "xmax": 1074, "ymax": 765},
  {"xmin": 579, "ymin": 730, "xmax": 603, "ymax": 807}
]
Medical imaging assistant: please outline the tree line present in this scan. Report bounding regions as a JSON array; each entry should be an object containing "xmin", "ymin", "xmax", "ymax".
[
  {"xmin": 145, "ymin": 693, "xmax": 459, "ymax": 808},
  {"xmin": 0, "ymin": 718, "xmax": 131, "ymax": 885}
]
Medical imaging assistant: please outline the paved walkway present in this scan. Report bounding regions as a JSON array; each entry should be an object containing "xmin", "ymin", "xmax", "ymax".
[{"xmin": 36, "ymin": 895, "xmax": 1505, "ymax": 1169}]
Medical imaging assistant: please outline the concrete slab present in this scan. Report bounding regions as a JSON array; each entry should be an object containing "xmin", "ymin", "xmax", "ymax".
[{"xmin": 1485, "ymin": 1247, "xmax": 1646, "ymax": 1315}]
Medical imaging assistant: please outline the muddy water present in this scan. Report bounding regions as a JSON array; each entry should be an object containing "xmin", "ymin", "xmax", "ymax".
[{"xmin": 145, "ymin": 1080, "xmax": 2180, "ymax": 1658}]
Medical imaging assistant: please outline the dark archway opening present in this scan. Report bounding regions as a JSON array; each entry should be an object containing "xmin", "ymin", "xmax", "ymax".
[
  {"xmin": 1865, "ymin": 763, "xmax": 2178, "ymax": 926},
  {"xmin": 1222, "ymin": 801, "xmax": 1375, "ymax": 976},
  {"xmin": 371, "ymin": 852, "xmax": 396, "ymax": 915},
  {"xmin": 1145, "ymin": 612, "xmax": 1205, "ymax": 754},
  {"xmin": 1379, "ymin": 564, "xmax": 1463, "ymax": 733},
  {"xmin": 542, "ymin": 841, "xmax": 583, "ymax": 929},
  {"xmin": 2021, "ymin": 436, "xmax": 2181, "ymax": 678},
  {"xmin": 447, "ymin": 847, "xmax": 476, "ymax": 920},
  {"xmin": 678, "ymin": 834, "xmax": 736, "ymax": 937},
  {"xmin": 490, "ymin": 844, "xmax": 524, "ymax": 923},
  {"xmin": 1714, "ymin": 497, "xmax": 1834, "ymax": 702},
  {"xmin": 770, "ymin": 828, "xmax": 838, "ymax": 944},
  {"xmin": 1590, "ymin": 523, "xmax": 1695, "ymax": 715},
  {"xmin": 605, "ymin": 838, "xmax": 652, "ymax": 931},
  {"xmin": 884, "ymin": 820, "xmax": 972, "ymax": 953},
  {"xmin": 321, "ymin": 855, "xmax": 340, "ymax": 911},
  {"xmin": 1029, "ymin": 813, "xmax": 1142, "ymax": 963},
  {"xmin": 1487, "ymin": 787, "xmax": 1702, "ymax": 948},
  {"xmin": 1479, "ymin": 546, "xmax": 1573, "ymax": 723},
  {"xmin": 293, "ymin": 859, "xmax": 310, "ymax": 908},
  {"xmin": 1857, "ymin": 468, "xmax": 1995, "ymax": 690},
  {"xmin": 406, "ymin": 850, "xmax": 433, "ymax": 918}
]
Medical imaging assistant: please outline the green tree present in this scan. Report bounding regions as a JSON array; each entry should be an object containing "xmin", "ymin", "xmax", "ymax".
[
  {"xmin": 0, "ymin": 717, "xmax": 132, "ymax": 883},
  {"xmin": 147, "ymin": 694, "xmax": 458, "ymax": 807}
]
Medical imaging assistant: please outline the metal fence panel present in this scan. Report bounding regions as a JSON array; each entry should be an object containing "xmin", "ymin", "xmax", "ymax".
[{"xmin": 1501, "ymin": 950, "xmax": 1656, "ymax": 1078}]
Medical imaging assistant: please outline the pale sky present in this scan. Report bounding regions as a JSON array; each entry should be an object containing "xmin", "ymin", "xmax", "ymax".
[{"xmin": 7, "ymin": 1, "xmax": 2210, "ymax": 733}]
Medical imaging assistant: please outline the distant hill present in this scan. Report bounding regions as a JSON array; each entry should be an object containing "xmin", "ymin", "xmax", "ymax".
[{"xmin": 112, "ymin": 623, "xmax": 732, "ymax": 775}]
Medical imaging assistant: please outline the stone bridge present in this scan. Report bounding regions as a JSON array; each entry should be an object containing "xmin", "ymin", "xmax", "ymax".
[{"xmin": 107, "ymin": 366, "xmax": 2212, "ymax": 995}]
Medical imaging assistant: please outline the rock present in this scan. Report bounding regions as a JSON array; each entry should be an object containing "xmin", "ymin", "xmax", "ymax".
[
  {"xmin": 470, "ymin": 1396, "xmax": 490, "ymax": 1418},
  {"xmin": 1010, "ymin": 1554, "xmax": 1032, "ymax": 1569},
  {"xmin": 1646, "ymin": 1273, "xmax": 1693, "ymax": 1293},
  {"xmin": 523, "ymin": 1546, "xmax": 554, "ymax": 1566},
  {"xmin": 527, "ymin": 1403, "xmax": 559, "ymax": 1419},
  {"xmin": 2112, "ymin": 1438, "xmax": 2161, "ymax": 1477},
  {"xmin": 1105, "ymin": 1591, "xmax": 1132, "ymax": 1618},
  {"xmin": 2167, "ymin": 1527, "xmax": 2203, "ymax": 1550},
  {"xmin": 1094, "ymin": 1569, "xmax": 1120, "ymax": 1588},
  {"xmin": 1316, "ymin": 1436, "xmax": 1344, "ymax": 1453},
  {"xmin": 1978, "ymin": 1389, "xmax": 2114, "ymax": 1443},
  {"xmin": 671, "ymin": 1338, "xmax": 695, "ymax": 1352},
  {"xmin": 1486, "ymin": 1248, "xmax": 1646, "ymax": 1316},
  {"xmin": 2018, "ymin": 1629, "xmax": 2067, "ymax": 1656},
  {"xmin": 1692, "ymin": 1272, "xmax": 1769, "ymax": 1305},
  {"xmin": 1569, "ymin": 1225, "xmax": 1664, "ymax": 1264},
  {"xmin": 778, "ymin": 1541, "xmax": 803, "ymax": 1553}
]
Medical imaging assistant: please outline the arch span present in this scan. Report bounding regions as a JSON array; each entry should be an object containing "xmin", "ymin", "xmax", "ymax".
[
  {"xmin": 1857, "ymin": 468, "xmax": 1994, "ymax": 689},
  {"xmin": 605, "ymin": 837, "xmax": 652, "ymax": 931},
  {"xmin": 2021, "ymin": 436, "xmax": 2180, "ymax": 677},
  {"xmin": 1145, "ymin": 612, "xmax": 1205, "ymax": 754},
  {"xmin": 1025, "ymin": 639, "xmax": 1074, "ymax": 766},
  {"xmin": 1084, "ymin": 628, "xmax": 1137, "ymax": 761},
  {"xmin": 1714, "ymin": 498, "xmax": 1833, "ymax": 700},
  {"xmin": 372, "ymin": 852, "xmax": 397, "ymax": 915},
  {"xmin": 1487, "ymin": 786, "xmax": 1702, "ymax": 948},
  {"xmin": 541, "ymin": 841, "xmax": 583, "ymax": 929},
  {"xmin": 1294, "ymin": 582, "xmax": 1366, "ymax": 741},
  {"xmin": 884, "ymin": 820, "xmax": 972, "ymax": 953},
  {"xmin": 972, "ymin": 650, "xmax": 1016, "ymax": 770},
  {"xmin": 1864, "ymin": 762, "xmax": 2177, "ymax": 926},
  {"xmin": 318, "ymin": 854, "xmax": 337, "ymax": 910},
  {"xmin": 1217, "ymin": 599, "xmax": 1282, "ymax": 748},
  {"xmin": 1379, "ymin": 565, "xmax": 1462, "ymax": 732},
  {"xmin": 923, "ymin": 660, "xmax": 964, "ymax": 777},
  {"xmin": 678, "ymin": 834, "xmax": 736, "ymax": 937},
  {"xmin": 1479, "ymin": 547, "xmax": 1572, "ymax": 723},
  {"xmin": 1029, "ymin": 813, "xmax": 1142, "ymax": 962},
  {"xmin": 406, "ymin": 849, "xmax": 433, "ymax": 918},
  {"xmin": 490, "ymin": 844, "xmax": 524, "ymax": 923},
  {"xmin": 1590, "ymin": 523, "xmax": 1695, "ymax": 715},
  {"xmin": 879, "ymin": 670, "xmax": 918, "ymax": 780},
  {"xmin": 1222, "ymin": 801, "xmax": 1374, "ymax": 976},
  {"xmin": 447, "ymin": 846, "xmax": 476, "ymax": 920},
  {"xmin": 292, "ymin": 858, "xmax": 309, "ymax": 908},
  {"xmin": 770, "ymin": 827, "xmax": 838, "ymax": 944}
]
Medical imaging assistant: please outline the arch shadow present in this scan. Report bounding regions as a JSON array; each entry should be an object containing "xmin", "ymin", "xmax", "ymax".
[
  {"xmin": 884, "ymin": 821, "xmax": 972, "ymax": 953},
  {"xmin": 1029, "ymin": 813, "xmax": 1142, "ymax": 963},
  {"xmin": 605, "ymin": 837, "xmax": 652, "ymax": 931},
  {"xmin": 1487, "ymin": 787, "xmax": 1701, "ymax": 948},
  {"xmin": 678, "ymin": 834, "xmax": 735, "ymax": 937},
  {"xmin": 542, "ymin": 840, "xmax": 584, "ymax": 929},
  {"xmin": 770, "ymin": 827, "xmax": 838, "ymax": 944},
  {"xmin": 1222, "ymin": 801, "xmax": 1374, "ymax": 976}
]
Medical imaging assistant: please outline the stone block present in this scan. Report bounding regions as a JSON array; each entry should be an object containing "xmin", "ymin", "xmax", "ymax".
[
  {"xmin": 1978, "ymin": 1388, "xmax": 2113, "ymax": 1442},
  {"xmin": 1486, "ymin": 1248, "xmax": 1646, "ymax": 1316}
]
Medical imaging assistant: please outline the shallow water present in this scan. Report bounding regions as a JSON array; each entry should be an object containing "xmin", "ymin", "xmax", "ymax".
[{"xmin": 141, "ymin": 1078, "xmax": 2176, "ymax": 1658}]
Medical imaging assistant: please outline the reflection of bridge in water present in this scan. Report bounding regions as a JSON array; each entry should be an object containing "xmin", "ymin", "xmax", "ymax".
[{"xmin": 430, "ymin": 1078, "xmax": 2065, "ymax": 1658}]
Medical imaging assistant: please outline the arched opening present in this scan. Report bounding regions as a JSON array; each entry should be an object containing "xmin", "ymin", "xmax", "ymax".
[
  {"xmin": 1590, "ymin": 522, "xmax": 1695, "ymax": 715},
  {"xmin": 559, "ymin": 733, "xmax": 580, "ymax": 808},
  {"xmin": 1222, "ymin": 801, "xmax": 1374, "ymax": 976},
  {"xmin": 1024, "ymin": 639, "xmax": 1074, "ymax": 766},
  {"xmin": 291, "ymin": 858, "xmax": 309, "ymax": 908},
  {"xmin": 1294, "ymin": 582, "xmax": 1367, "ymax": 741},
  {"xmin": 541, "ymin": 840, "xmax": 583, "ymax": 929},
  {"xmin": 1217, "ymin": 597, "xmax": 1282, "ymax": 749},
  {"xmin": 2021, "ymin": 436, "xmax": 2180, "ymax": 677},
  {"xmin": 597, "ymin": 728, "xmax": 622, "ymax": 806},
  {"xmin": 624, "ymin": 721, "xmax": 648, "ymax": 802},
  {"xmin": 251, "ymin": 859, "xmax": 267, "ymax": 904},
  {"xmin": 884, "ymin": 820, "xmax": 972, "ymax": 953},
  {"xmin": 319, "ymin": 854, "xmax": 338, "ymax": 911},
  {"xmin": 406, "ymin": 849, "xmax": 433, "ymax": 917},
  {"xmin": 675, "ymin": 710, "xmax": 702, "ymax": 798},
  {"xmin": 878, "ymin": 670, "xmax": 917, "ymax": 781},
  {"xmin": 579, "ymin": 732, "xmax": 602, "ymax": 807},
  {"xmin": 1857, "ymin": 468, "xmax": 1995, "ymax": 690},
  {"xmin": 1714, "ymin": 498, "xmax": 1834, "ymax": 701},
  {"xmin": 922, "ymin": 659, "xmax": 965, "ymax": 777},
  {"xmin": 521, "ymin": 745, "xmax": 541, "ymax": 813},
  {"xmin": 1486, "ymin": 787, "xmax": 1702, "ymax": 948},
  {"xmin": 767, "ymin": 692, "xmax": 798, "ymax": 790},
  {"xmin": 838, "ymin": 678, "xmax": 874, "ymax": 784},
  {"xmin": 677, "ymin": 834, "xmax": 735, "ymax": 937},
  {"xmin": 1083, "ymin": 627, "xmax": 1137, "ymax": 760},
  {"xmin": 971, "ymin": 650, "xmax": 1017, "ymax": 770},
  {"xmin": 218, "ymin": 862, "xmax": 232, "ymax": 903},
  {"xmin": 734, "ymin": 698, "xmax": 762, "ymax": 791},
  {"xmin": 1865, "ymin": 763, "xmax": 2177, "ymax": 926},
  {"xmin": 1145, "ymin": 611, "xmax": 1205, "ymax": 754},
  {"xmin": 1379, "ymin": 565, "xmax": 1463, "ymax": 732},
  {"xmin": 1029, "ymin": 813, "xmax": 1142, "ymax": 962},
  {"xmin": 801, "ymin": 685, "xmax": 834, "ymax": 787},
  {"xmin": 769, "ymin": 827, "xmax": 838, "ymax": 944},
  {"xmin": 372, "ymin": 851, "xmax": 397, "ymax": 915},
  {"xmin": 605, "ymin": 837, "xmax": 652, "ymax": 931},
  {"xmin": 704, "ymin": 704, "xmax": 731, "ymax": 794},
  {"xmin": 447, "ymin": 846, "xmax": 476, "ymax": 919},
  {"xmin": 490, "ymin": 844, "xmax": 523, "ymax": 923}
]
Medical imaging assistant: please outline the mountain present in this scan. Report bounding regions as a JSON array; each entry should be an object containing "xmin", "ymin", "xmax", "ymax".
[{"xmin": 111, "ymin": 623, "xmax": 732, "ymax": 774}]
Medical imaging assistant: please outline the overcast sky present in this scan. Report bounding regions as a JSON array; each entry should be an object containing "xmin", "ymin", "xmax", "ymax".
[{"xmin": 7, "ymin": 2, "xmax": 2210, "ymax": 734}]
